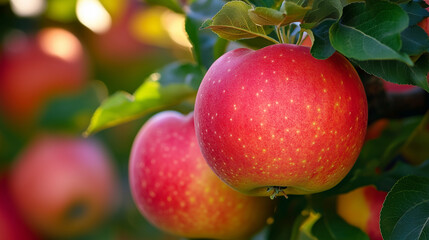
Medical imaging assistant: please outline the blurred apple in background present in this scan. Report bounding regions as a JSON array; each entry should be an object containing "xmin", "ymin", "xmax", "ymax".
[
  {"xmin": 86, "ymin": 0, "xmax": 147, "ymax": 64},
  {"xmin": 417, "ymin": 0, "xmax": 429, "ymax": 36},
  {"xmin": 365, "ymin": 118, "xmax": 389, "ymax": 141},
  {"xmin": 382, "ymin": 80, "xmax": 418, "ymax": 93},
  {"xmin": 337, "ymin": 186, "xmax": 387, "ymax": 240},
  {"xmin": 10, "ymin": 134, "xmax": 118, "ymax": 238},
  {"xmin": 0, "ymin": 174, "xmax": 39, "ymax": 240},
  {"xmin": 0, "ymin": 27, "xmax": 88, "ymax": 127},
  {"xmin": 83, "ymin": 0, "xmax": 193, "ymax": 93}
]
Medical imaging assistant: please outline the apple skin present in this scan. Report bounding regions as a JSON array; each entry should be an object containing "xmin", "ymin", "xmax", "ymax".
[
  {"xmin": 337, "ymin": 186, "xmax": 387, "ymax": 240},
  {"xmin": 0, "ymin": 174, "xmax": 39, "ymax": 240},
  {"xmin": 10, "ymin": 135, "xmax": 117, "ymax": 237},
  {"xmin": 129, "ymin": 111, "xmax": 276, "ymax": 239},
  {"xmin": 194, "ymin": 44, "xmax": 368, "ymax": 197},
  {"xmin": 0, "ymin": 28, "xmax": 87, "ymax": 125}
]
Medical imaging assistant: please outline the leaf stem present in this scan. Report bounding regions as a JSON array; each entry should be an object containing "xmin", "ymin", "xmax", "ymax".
[
  {"xmin": 296, "ymin": 30, "xmax": 304, "ymax": 45},
  {"xmin": 286, "ymin": 24, "xmax": 292, "ymax": 44},
  {"xmin": 242, "ymin": 0, "xmax": 252, "ymax": 5},
  {"xmin": 276, "ymin": 26, "xmax": 285, "ymax": 44},
  {"xmin": 281, "ymin": 26, "xmax": 288, "ymax": 44}
]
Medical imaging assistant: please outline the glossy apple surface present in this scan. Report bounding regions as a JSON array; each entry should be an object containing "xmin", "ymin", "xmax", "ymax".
[
  {"xmin": 10, "ymin": 135, "xmax": 117, "ymax": 237},
  {"xmin": 337, "ymin": 186, "xmax": 387, "ymax": 240},
  {"xmin": 129, "ymin": 111, "xmax": 275, "ymax": 239},
  {"xmin": 194, "ymin": 44, "xmax": 368, "ymax": 197},
  {"xmin": 0, "ymin": 28, "xmax": 87, "ymax": 125}
]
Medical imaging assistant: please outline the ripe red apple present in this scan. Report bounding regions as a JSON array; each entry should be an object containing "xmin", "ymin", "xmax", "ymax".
[
  {"xmin": 0, "ymin": 28, "xmax": 87, "ymax": 125},
  {"xmin": 0, "ymin": 174, "xmax": 39, "ymax": 240},
  {"xmin": 194, "ymin": 44, "xmax": 368, "ymax": 197},
  {"xmin": 337, "ymin": 186, "xmax": 387, "ymax": 240},
  {"xmin": 10, "ymin": 135, "xmax": 117, "ymax": 237},
  {"xmin": 418, "ymin": 0, "xmax": 429, "ymax": 36},
  {"xmin": 301, "ymin": 35, "xmax": 312, "ymax": 47},
  {"xmin": 129, "ymin": 111, "xmax": 276, "ymax": 239},
  {"xmin": 382, "ymin": 80, "xmax": 418, "ymax": 93}
]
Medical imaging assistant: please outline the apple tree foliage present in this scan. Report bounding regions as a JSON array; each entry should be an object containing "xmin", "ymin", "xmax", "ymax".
[{"xmin": 86, "ymin": 0, "xmax": 429, "ymax": 239}]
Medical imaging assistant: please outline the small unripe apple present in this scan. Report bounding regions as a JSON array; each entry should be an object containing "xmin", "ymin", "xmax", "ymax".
[
  {"xmin": 10, "ymin": 135, "xmax": 117, "ymax": 237},
  {"xmin": 129, "ymin": 111, "xmax": 276, "ymax": 239},
  {"xmin": 194, "ymin": 44, "xmax": 368, "ymax": 197},
  {"xmin": 0, "ymin": 28, "xmax": 87, "ymax": 125},
  {"xmin": 0, "ymin": 174, "xmax": 39, "ymax": 240},
  {"xmin": 337, "ymin": 186, "xmax": 387, "ymax": 240}
]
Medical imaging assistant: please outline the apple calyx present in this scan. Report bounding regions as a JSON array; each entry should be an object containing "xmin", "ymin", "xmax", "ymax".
[
  {"xmin": 267, "ymin": 186, "xmax": 288, "ymax": 200},
  {"xmin": 64, "ymin": 200, "xmax": 88, "ymax": 223}
]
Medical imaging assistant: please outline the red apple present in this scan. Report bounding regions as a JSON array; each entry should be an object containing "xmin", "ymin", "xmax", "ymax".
[
  {"xmin": 417, "ymin": 0, "xmax": 429, "ymax": 36},
  {"xmin": 301, "ymin": 35, "xmax": 312, "ymax": 47},
  {"xmin": 129, "ymin": 111, "xmax": 276, "ymax": 239},
  {"xmin": 10, "ymin": 135, "xmax": 117, "ymax": 237},
  {"xmin": 382, "ymin": 80, "xmax": 418, "ymax": 93},
  {"xmin": 0, "ymin": 28, "xmax": 88, "ymax": 125},
  {"xmin": 0, "ymin": 174, "xmax": 39, "ymax": 240},
  {"xmin": 194, "ymin": 44, "xmax": 368, "ymax": 197},
  {"xmin": 337, "ymin": 186, "xmax": 387, "ymax": 240}
]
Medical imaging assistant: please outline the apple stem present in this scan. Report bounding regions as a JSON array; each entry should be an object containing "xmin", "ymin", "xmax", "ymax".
[{"xmin": 267, "ymin": 186, "xmax": 288, "ymax": 200}]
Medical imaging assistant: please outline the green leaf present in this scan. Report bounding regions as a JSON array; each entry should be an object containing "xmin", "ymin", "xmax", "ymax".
[
  {"xmin": 249, "ymin": 3, "xmax": 311, "ymax": 26},
  {"xmin": 213, "ymin": 37, "xmax": 229, "ymax": 60},
  {"xmin": 312, "ymin": 212, "xmax": 369, "ymax": 240},
  {"xmin": 281, "ymin": 1, "xmax": 312, "ymax": 25},
  {"xmin": 400, "ymin": 1, "xmax": 429, "ymax": 26},
  {"xmin": 301, "ymin": 0, "xmax": 343, "ymax": 29},
  {"xmin": 155, "ymin": 63, "xmax": 204, "ymax": 90},
  {"xmin": 40, "ymin": 82, "xmax": 103, "ymax": 132},
  {"xmin": 311, "ymin": 197, "xmax": 369, "ymax": 240},
  {"xmin": 310, "ymin": 19, "xmax": 336, "ymax": 59},
  {"xmin": 380, "ymin": 176, "xmax": 429, "ymax": 240},
  {"xmin": 267, "ymin": 196, "xmax": 308, "ymax": 240},
  {"xmin": 354, "ymin": 53, "xmax": 429, "ymax": 92},
  {"xmin": 186, "ymin": 0, "xmax": 224, "ymax": 69},
  {"xmin": 329, "ymin": 1, "xmax": 413, "ymax": 65},
  {"xmin": 248, "ymin": 7, "xmax": 285, "ymax": 26},
  {"xmin": 400, "ymin": 25, "xmax": 429, "ymax": 56},
  {"xmin": 202, "ymin": 1, "xmax": 278, "ymax": 43},
  {"xmin": 144, "ymin": 0, "xmax": 183, "ymax": 13},
  {"xmin": 401, "ymin": 112, "xmax": 429, "ymax": 165},
  {"xmin": 238, "ymin": 33, "xmax": 278, "ymax": 49},
  {"xmin": 85, "ymin": 63, "xmax": 203, "ymax": 135}
]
